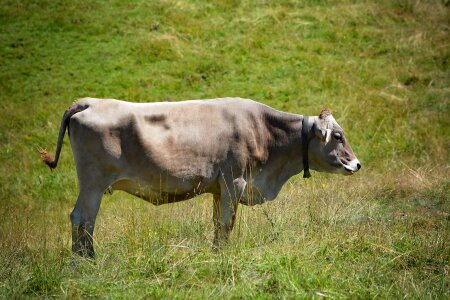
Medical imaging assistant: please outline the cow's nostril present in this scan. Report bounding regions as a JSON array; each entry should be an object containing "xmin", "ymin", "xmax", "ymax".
[{"xmin": 357, "ymin": 163, "xmax": 361, "ymax": 170}]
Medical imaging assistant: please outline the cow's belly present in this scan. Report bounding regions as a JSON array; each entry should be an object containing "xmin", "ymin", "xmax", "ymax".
[{"xmin": 111, "ymin": 178, "xmax": 218, "ymax": 205}]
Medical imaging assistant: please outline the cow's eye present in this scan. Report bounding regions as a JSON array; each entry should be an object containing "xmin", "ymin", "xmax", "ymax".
[{"xmin": 333, "ymin": 132, "xmax": 343, "ymax": 142}]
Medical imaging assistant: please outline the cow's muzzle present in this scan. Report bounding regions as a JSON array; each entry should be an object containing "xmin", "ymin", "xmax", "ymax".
[{"xmin": 343, "ymin": 159, "xmax": 361, "ymax": 175}]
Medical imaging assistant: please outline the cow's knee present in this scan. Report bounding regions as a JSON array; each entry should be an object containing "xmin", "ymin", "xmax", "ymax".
[
  {"xmin": 232, "ymin": 177, "xmax": 246, "ymax": 200},
  {"xmin": 70, "ymin": 208, "xmax": 81, "ymax": 226}
]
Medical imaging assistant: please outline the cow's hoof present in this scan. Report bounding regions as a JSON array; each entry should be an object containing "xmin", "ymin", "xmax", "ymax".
[{"xmin": 69, "ymin": 258, "xmax": 78, "ymax": 268}]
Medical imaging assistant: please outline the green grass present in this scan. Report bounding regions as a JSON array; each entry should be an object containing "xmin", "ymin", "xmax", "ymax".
[{"xmin": 0, "ymin": 0, "xmax": 448, "ymax": 298}]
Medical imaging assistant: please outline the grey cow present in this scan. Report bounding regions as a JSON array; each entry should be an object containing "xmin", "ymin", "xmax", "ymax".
[{"xmin": 41, "ymin": 97, "xmax": 361, "ymax": 257}]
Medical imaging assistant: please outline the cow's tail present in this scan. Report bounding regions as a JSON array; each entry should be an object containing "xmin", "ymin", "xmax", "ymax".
[{"xmin": 40, "ymin": 100, "xmax": 90, "ymax": 171}]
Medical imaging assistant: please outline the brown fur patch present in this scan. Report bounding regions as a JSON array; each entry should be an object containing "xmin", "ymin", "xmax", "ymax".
[
  {"xmin": 145, "ymin": 114, "xmax": 170, "ymax": 130},
  {"xmin": 145, "ymin": 114, "xmax": 166, "ymax": 123},
  {"xmin": 319, "ymin": 108, "xmax": 333, "ymax": 119}
]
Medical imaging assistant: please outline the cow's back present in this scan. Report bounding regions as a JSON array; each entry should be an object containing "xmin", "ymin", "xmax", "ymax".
[{"xmin": 68, "ymin": 98, "xmax": 271, "ymax": 194}]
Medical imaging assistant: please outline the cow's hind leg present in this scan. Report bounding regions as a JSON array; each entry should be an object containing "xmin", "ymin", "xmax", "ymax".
[{"xmin": 70, "ymin": 187, "xmax": 104, "ymax": 258}]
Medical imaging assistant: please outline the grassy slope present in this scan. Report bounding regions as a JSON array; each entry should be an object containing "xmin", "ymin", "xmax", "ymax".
[{"xmin": 0, "ymin": 0, "xmax": 448, "ymax": 298}]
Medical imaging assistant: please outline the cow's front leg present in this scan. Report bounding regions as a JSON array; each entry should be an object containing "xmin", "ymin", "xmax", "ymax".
[
  {"xmin": 70, "ymin": 188, "xmax": 103, "ymax": 258},
  {"xmin": 213, "ymin": 177, "xmax": 246, "ymax": 249}
]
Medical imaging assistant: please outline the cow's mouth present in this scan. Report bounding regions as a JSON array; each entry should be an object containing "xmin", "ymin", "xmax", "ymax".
[{"xmin": 344, "ymin": 166, "xmax": 356, "ymax": 175}]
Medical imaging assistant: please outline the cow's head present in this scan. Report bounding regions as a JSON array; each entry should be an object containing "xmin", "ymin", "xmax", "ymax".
[{"xmin": 307, "ymin": 109, "xmax": 361, "ymax": 175}]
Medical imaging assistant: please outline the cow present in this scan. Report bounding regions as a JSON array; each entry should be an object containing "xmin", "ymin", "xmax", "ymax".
[{"xmin": 41, "ymin": 97, "xmax": 361, "ymax": 258}]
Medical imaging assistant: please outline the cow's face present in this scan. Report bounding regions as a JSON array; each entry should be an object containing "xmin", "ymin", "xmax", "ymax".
[{"xmin": 308, "ymin": 109, "xmax": 361, "ymax": 175}]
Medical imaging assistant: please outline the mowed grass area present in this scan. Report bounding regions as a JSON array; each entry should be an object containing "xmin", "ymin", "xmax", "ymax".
[{"xmin": 0, "ymin": 0, "xmax": 448, "ymax": 298}]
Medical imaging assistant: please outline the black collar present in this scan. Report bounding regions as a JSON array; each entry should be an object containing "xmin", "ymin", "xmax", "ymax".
[{"xmin": 302, "ymin": 116, "xmax": 312, "ymax": 178}]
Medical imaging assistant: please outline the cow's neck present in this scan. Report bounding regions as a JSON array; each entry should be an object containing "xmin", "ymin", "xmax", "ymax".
[{"xmin": 246, "ymin": 112, "xmax": 308, "ymax": 202}]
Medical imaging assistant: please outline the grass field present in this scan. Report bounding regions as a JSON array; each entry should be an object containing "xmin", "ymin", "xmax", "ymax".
[{"xmin": 0, "ymin": 0, "xmax": 449, "ymax": 298}]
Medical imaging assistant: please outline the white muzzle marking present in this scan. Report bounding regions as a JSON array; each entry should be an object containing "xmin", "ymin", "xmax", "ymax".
[{"xmin": 344, "ymin": 158, "xmax": 361, "ymax": 173}]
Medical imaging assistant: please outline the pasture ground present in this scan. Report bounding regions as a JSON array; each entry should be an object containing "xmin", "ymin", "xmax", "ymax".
[{"xmin": 0, "ymin": 0, "xmax": 448, "ymax": 298}]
